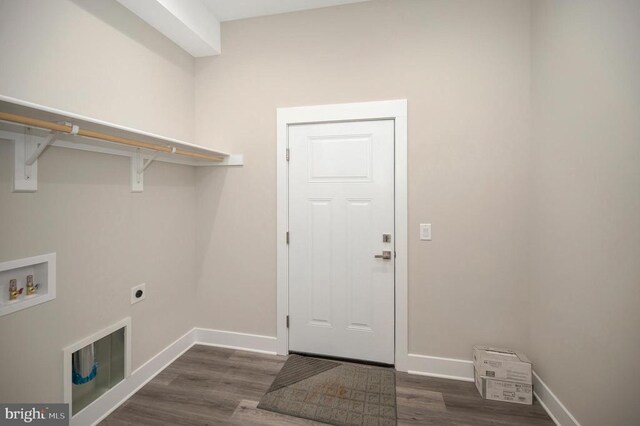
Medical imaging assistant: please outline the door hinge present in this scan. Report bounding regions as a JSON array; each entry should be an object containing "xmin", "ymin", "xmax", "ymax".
[
  {"xmin": 286, "ymin": 315, "xmax": 290, "ymax": 328},
  {"xmin": 286, "ymin": 231, "xmax": 290, "ymax": 244},
  {"xmin": 286, "ymin": 148, "xmax": 290, "ymax": 161}
]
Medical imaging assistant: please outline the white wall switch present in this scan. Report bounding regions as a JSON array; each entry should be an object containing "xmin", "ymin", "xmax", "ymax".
[
  {"xmin": 131, "ymin": 283, "xmax": 146, "ymax": 304},
  {"xmin": 420, "ymin": 224, "xmax": 432, "ymax": 241}
]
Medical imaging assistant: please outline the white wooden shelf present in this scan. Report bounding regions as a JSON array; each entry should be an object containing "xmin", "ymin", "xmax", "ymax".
[
  {"xmin": 0, "ymin": 253, "xmax": 56, "ymax": 317},
  {"xmin": 0, "ymin": 95, "xmax": 243, "ymax": 192}
]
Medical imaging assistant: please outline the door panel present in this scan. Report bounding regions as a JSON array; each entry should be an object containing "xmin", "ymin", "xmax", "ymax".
[
  {"xmin": 309, "ymin": 199, "xmax": 332, "ymax": 326},
  {"xmin": 288, "ymin": 120, "xmax": 395, "ymax": 364},
  {"xmin": 346, "ymin": 199, "xmax": 373, "ymax": 331}
]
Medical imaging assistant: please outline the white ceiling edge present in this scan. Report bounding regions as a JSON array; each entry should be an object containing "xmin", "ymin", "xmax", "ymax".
[
  {"xmin": 116, "ymin": 0, "xmax": 221, "ymax": 57},
  {"xmin": 203, "ymin": 0, "xmax": 370, "ymax": 22},
  {"xmin": 116, "ymin": 0, "xmax": 370, "ymax": 57}
]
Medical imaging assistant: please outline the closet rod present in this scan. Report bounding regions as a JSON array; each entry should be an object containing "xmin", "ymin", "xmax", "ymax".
[{"xmin": 0, "ymin": 111, "xmax": 224, "ymax": 162}]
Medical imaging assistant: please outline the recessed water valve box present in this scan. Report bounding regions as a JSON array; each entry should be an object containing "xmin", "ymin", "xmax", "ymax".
[{"xmin": 0, "ymin": 253, "xmax": 56, "ymax": 317}]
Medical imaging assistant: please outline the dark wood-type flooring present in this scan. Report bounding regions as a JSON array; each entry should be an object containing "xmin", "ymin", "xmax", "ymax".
[{"xmin": 101, "ymin": 345, "xmax": 554, "ymax": 425}]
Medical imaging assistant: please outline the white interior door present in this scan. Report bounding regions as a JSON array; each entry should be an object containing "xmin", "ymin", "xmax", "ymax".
[{"xmin": 288, "ymin": 119, "xmax": 395, "ymax": 364}]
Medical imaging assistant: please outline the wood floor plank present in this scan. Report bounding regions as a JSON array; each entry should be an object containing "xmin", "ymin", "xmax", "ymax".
[
  {"xmin": 396, "ymin": 373, "xmax": 478, "ymax": 397},
  {"xmin": 102, "ymin": 345, "xmax": 555, "ymax": 426},
  {"xmin": 230, "ymin": 399, "xmax": 326, "ymax": 425},
  {"xmin": 395, "ymin": 386, "xmax": 447, "ymax": 412},
  {"xmin": 151, "ymin": 370, "xmax": 180, "ymax": 386},
  {"xmin": 105, "ymin": 400, "xmax": 225, "ymax": 426},
  {"xmin": 442, "ymin": 393, "xmax": 554, "ymax": 425}
]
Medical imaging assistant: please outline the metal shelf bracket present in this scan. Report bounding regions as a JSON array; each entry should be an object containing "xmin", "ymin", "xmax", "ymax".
[
  {"xmin": 10, "ymin": 130, "xmax": 49, "ymax": 192},
  {"xmin": 130, "ymin": 149, "xmax": 163, "ymax": 192},
  {"xmin": 9, "ymin": 122, "xmax": 79, "ymax": 192}
]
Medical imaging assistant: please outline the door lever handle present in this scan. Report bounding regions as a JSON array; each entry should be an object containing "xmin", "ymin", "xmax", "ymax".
[{"xmin": 374, "ymin": 251, "xmax": 392, "ymax": 260}]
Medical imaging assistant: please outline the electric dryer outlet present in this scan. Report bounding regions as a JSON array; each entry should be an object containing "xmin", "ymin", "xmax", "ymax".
[{"xmin": 131, "ymin": 283, "xmax": 146, "ymax": 304}]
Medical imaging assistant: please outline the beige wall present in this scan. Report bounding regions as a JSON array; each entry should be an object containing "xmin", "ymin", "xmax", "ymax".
[
  {"xmin": 194, "ymin": 0, "xmax": 533, "ymax": 359},
  {"xmin": 530, "ymin": 1, "xmax": 640, "ymax": 425},
  {"xmin": 0, "ymin": 0, "xmax": 194, "ymax": 141},
  {"xmin": 0, "ymin": 0, "xmax": 197, "ymax": 403},
  {"xmin": 2, "ymin": 0, "xmax": 637, "ymax": 422}
]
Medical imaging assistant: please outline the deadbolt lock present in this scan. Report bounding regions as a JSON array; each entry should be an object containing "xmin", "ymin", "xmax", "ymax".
[{"xmin": 383, "ymin": 234, "xmax": 392, "ymax": 243}]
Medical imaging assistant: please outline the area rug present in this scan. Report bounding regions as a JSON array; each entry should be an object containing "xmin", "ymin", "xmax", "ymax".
[{"xmin": 257, "ymin": 354, "xmax": 397, "ymax": 426}]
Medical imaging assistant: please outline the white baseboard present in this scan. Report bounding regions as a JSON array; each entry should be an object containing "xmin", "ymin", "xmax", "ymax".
[
  {"xmin": 406, "ymin": 353, "xmax": 475, "ymax": 382},
  {"xmin": 73, "ymin": 328, "xmax": 277, "ymax": 425},
  {"xmin": 405, "ymin": 353, "xmax": 581, "ymax": 426},
  {"xmin": 533, "ymin": 371, "xmax": 581, "ymax": 426},
  {"xmin": 72, "ymin": 329, "xmax": 578, "ymax": 426},
  {"xmin": 194, "ymin": 327, "xmax": 278, "ymax": 354},
  {"xmin": 73, "ymin": 328, "xmax": 197, "ymax": 426}
]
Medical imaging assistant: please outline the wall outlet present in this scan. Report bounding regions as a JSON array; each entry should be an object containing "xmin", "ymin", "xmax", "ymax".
[
  {"xmin": 420, "ymin": 223, "xmax": 432, "ymax": 241},
  {"xmin": 131, "ymin": 283, "xmax": 146, "ymax": 304}
]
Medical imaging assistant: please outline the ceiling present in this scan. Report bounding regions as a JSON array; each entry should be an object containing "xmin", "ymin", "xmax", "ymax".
[
  {"xmin": 202, "ymin": 0, "xmax": 370, "ymax": 22},
  {"xmin": 116, "ymin": 0, "xmax": 371, "ymax": 57}
]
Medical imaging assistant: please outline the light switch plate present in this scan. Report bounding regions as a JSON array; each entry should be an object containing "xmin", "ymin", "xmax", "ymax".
[
  {"xmin": 420, "ymin": 224, "xmax": 432, "ymax": 241},
  {"xmin": 131, "ymin": 283, "xmax": 146, "ymax": 304}
]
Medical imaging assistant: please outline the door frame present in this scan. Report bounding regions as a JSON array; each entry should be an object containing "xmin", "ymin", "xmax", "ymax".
[{"xmin": 276, "ymin": 99, "xmax": 408, "ymax": 371}]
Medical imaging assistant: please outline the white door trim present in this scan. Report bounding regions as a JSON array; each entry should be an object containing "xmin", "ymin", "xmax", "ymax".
[{"xmin": 276, "ymin": 99, "xmax": 408, "ymax": 371}]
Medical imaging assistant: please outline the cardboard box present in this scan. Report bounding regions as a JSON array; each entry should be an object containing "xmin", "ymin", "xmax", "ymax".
[
  {"xmin": 475, "ymin": 369, "xmax": 533, "ymax": 405},
  {"xmin": 473, "ymin": 345, "xmax": 532, "ymax": 384}
]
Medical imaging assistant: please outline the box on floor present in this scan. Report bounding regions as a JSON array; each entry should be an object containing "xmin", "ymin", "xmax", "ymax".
[
  {"xmin": 473, "ymin": 345, "xmax": 532, "ymax": 383},
  {"xmin": 474, "ymin": 368, "xmax": 533, "ymax": 405}
]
